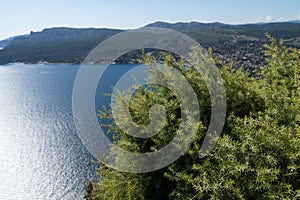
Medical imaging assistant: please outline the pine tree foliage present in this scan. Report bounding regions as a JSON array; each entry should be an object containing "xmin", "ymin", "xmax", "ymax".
[{"xmin": 86, "ymin": 37, "xmax": 300, "ymax": 200}]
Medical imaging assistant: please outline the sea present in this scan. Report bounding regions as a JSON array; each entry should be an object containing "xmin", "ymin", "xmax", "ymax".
[{"xmin": 0, "ymin": 63, "xmax": 137, "ymax": 200}]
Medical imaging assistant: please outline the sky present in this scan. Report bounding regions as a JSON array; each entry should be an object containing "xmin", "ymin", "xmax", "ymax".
[{"xmin": 1, "ymin": 0, "xmax": 300, "ymax": 40}]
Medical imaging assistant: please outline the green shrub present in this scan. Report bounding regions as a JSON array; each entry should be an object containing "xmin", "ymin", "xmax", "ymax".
[{"xmin": 87, "ymin": 37, "xmax": 300, "ymax": 200}]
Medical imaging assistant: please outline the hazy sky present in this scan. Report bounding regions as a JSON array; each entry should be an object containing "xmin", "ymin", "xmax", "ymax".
[{"xmin": 1, "ymin": 0, "xmax": 300, "ymax": 40}]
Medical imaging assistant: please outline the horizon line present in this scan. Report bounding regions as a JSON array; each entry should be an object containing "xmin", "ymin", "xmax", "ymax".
[{"xmin": 1, "ymin": 19, "xmax": 299, "ymax": 41}]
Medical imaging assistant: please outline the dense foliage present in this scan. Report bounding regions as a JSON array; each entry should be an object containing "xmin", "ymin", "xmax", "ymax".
[{"xmin": 86, "ymin": 36, "xmax": 300, "ymax": 200}]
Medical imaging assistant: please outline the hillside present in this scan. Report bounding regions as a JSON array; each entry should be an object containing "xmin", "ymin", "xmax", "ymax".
[
  {"xmin": 0, "ymin": 36, "xmax": 17, "ymax": 49},
  {"xmin": 147, "ymin": 21, "xmax": 300, "ymax": 73},
  {"xmin": 0, "ymin": 22, "xmax": 300, "ymax": 68},
  {"xmin": 0, "ymin": 28, "xmax": 122, "ymax": 64}
]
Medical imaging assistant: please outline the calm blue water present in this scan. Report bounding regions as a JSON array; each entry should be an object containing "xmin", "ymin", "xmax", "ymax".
[{"xmin": 0, "ymin": 63, "xmax": 136, "ymax": 200}]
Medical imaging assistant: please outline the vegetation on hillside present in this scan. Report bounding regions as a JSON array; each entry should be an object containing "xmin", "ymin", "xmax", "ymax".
[
  {"xmin": 1, "ymin": 22, "xmax": 300, "ymax": 69},
  {"xmin": 85, "ymin": 36, "xmax": 300, "ymax": 199}
]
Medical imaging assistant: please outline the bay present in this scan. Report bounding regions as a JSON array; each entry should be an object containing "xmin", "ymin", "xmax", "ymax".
[{"xmin": 0, "ymin": 63, "xmax": 136, "ymax": 200}]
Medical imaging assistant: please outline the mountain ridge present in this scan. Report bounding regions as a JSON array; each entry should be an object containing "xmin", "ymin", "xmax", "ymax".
[{"xmin": 0, "ymin": 21, "xmax": 300, "ymax": 66}]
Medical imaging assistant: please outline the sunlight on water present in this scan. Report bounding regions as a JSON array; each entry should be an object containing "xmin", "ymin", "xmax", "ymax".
[{"xmin": 0, "ymin": 64, "xmax": 99, "ymax": 200}]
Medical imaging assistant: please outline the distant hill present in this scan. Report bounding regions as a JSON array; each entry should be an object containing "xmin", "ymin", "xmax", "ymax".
[
  {"xmin": 0, "ymin": 22, "xmax": 300, "ymax": 65},
  {"xmin": 289, "ymin": 20, "xmax": 300, "ymax": 24},
  {"xmin": 145, "ymin": 21, "xmax": 227, "ymax": 31},
  {"xmin": 146, "ymin": 21, "xmax": 300, "ymax": 43},
  {"xmin": 0, "ymin": 36, "xmax": 19, "ymax": 49},
  {"xmin": 0, "ymin": 28, "xmax": 122, "ymax": 64}
]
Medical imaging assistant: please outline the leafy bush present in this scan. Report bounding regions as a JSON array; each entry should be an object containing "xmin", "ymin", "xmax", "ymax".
[{"xmin": 86, "ymin": 37, "xmax": 300, "ymax": 200}]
